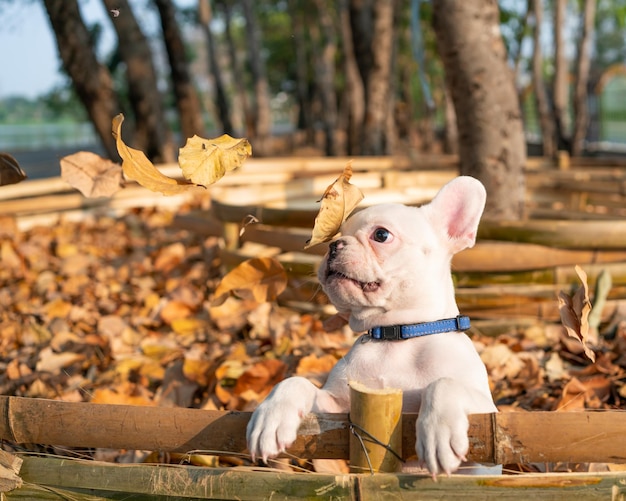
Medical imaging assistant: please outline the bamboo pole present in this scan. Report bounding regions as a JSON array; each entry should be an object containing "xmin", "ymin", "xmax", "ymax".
[
  {"xmin": 9, "ymin": 455, "xmax": 626, "ymax": 500},
  {"xmin": 478, "ymin": 219, "xmax": 626, "ymax": 249},
  {"xmin": 4, "ymin": 397, "xmax": 626, "ymax": 465},
  {"xmin": 348, "ymin": 382, "xmax": 403, "ymax": 473}
]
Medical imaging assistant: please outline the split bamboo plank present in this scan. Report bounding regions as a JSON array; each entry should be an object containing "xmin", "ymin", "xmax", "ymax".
[
  {"xmin": 9, "ymin": 456, "xmax": 626, "ymax": 500},
  {"xmin": 3, "ymin": 397, "xmax": 626, "ymax": 465},
  {"xmin": 11, "ymin": 457, "xmax": 354, "ymax": 500}
]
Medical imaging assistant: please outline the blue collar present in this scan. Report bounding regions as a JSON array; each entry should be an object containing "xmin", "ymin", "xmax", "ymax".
[{"xmin": 368, "ymin": 315, "xmax": 470, "ymax": 341}]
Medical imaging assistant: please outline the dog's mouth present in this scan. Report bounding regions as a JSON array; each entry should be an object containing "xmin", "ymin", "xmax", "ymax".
[{"xmin": 326, "ymin": 269, "xmax": 380, "ymax": 292}]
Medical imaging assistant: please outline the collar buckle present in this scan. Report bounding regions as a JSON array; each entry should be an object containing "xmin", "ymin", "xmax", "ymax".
[{"xmin": 382, "ymin": 325, "xmax": 402, "ymax": 341}]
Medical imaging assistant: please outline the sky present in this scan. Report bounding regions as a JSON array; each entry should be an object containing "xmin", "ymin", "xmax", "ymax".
[{"xmin": 0, "ymin": 0, "xmax": 195, "ymax": 100}]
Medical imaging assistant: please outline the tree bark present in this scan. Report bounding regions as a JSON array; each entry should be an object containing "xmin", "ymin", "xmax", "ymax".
[
  {"xmin": 571, "ymin": 0, "xmax": 596, "ymax": 157},
  {"xmin": 311, "ymin": 0, "xmax": 339, "ymax": 156},
  {"xmin": 433, "ymin": 0, "xmax": 526, "ymax": 220},
  {"xmin": 531, "ymin": 0, "xmax": 556, "ymax": 157},
  {"xmin": 241, "ymin": 0, "xmax": 272, "ymax": 155},
  {"xmin": 198, "ymin": 0, "xmax": 234, "ymax": 136},
  {"xmin": 339, "ymin": 0, "xmax": 365, "ymax": 155},
  {"xmin": 361, "ymin": 0, "xmax": 395, "ymax": 155},
  {"xmin": 42, "ymin": 0, "xmax": 120, "ymax": 160},
  {"xmin": 154, "ymin": 0, "xmax": 206, "ymax": 141},
  {"xmin": 101, "ymin": 0, "xmax": 175, "ymax": 163},
  {"xmin": 552, "ymin": 0, "xmax": 569, "ymax": 150},
  {"xmin": 219, "ymin": 0, "xmax": 252, "ymax": 136}
]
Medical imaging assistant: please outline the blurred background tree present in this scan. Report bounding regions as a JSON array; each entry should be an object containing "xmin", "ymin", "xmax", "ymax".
[{"xmin": 2, "ymin": 0, "xmax": 625, "ymax": 217}]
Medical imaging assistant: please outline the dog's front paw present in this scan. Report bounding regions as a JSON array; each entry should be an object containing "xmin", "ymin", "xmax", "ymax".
[
  {"xmin": 415, "ymin": 379, "xmax": 470, "ymax": 477},
  {"xmin": 246, "ymin": 377, "xmax": 316, "ymax": 462}
]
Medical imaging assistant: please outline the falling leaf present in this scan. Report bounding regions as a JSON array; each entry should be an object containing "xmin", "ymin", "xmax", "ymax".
[
  {"xmin": 305, "ymin": 161, "xmax": 364, "ymax": 249},
  {"xmin": 0, "ymin": 152, "xmax": 27, "ymax": 186},
  {"xmin": 212, "ymin": 257, "xmax": 287, "ymax": 306},
  {"xmin": 558, "ymin": 265, "xmax": 595, "ymax": 362},
  {"xmin": 178, "ymin": 134, "xmax": 251, "ymax": 187},
  {"xmin": 60, "ymin": 151, "xmax": 123, "ymax": 198},
  {"xmin": 112, "ymin": 114, "xmax": 192, "ymax": 196}
]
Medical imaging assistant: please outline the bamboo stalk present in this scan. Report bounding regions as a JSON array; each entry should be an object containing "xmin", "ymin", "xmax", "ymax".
[
  {"xmin": 10, "ymin": 455, "xmax": 626, "ymax": 500},
  {"xmin": 479, "ymin": 219, "xmax": 626, "ymax": 248},
  {"xmin": 348, "ymin": 382, "xmax": 403, "ymax": 473},
  {"xmin": 3, "ymin": 397, "xmax": 626, "ymax": 465}
]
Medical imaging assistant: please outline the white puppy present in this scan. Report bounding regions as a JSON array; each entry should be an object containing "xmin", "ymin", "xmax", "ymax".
[{"xmin": 246, "ymin": 176, "xmax": 497, "ymax": 476}]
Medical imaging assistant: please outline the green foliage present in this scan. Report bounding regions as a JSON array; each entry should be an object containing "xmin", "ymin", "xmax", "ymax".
[{"xmin": 0, "ymin": 84, "xmax": 87, "ymax": 124}]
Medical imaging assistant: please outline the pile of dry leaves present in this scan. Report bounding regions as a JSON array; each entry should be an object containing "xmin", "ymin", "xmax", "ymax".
[{"xmin": 1, "ymin": 204, "xmax": 626, "ymax": 436}]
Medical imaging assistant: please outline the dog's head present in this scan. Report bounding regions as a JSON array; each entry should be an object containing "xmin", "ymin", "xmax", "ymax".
[{"xmin": 318, "ymin": 176, "xmax": 486, "ymax": 332}]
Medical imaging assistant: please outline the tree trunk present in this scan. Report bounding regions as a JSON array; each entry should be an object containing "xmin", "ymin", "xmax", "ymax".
[
  {"xmin": 361, "ymin": 0, "xmax": 395, "ymax": 155},
  {"xmin": 339, "ymin": 0, "xmax": 365, "ymax": 155},
  {"xmin": 241, "ymin": 0, "xmax": 272, "ymax": 155},
  {"xmin": 433, "ymin": 0, "xmax": 526, "ymax": 220},
  {"xmin": 289, "ymin": 0, "xmax": 314, "ymax": 142},
  {"xmin": 311, "ymin": 0, "xmax": 339, "ymax": 156},
  {"xmin": 571, "ymin": 0, "xmax": 596, "ymax": 157},
  {"xmin": 198, "ymin": 0, "xmax": 234, "ymax": 136},
  {"xmin": 443, "ymin": 85, "xmax": 458, "ymax": 154},
  {"xmin": 42, "ymin": 0, "xmax": 120, "ymax": 160},
  {"xmin": 531, "ymin": 0, "xmax": 556, "ymax": 157},
  {"xmin": 101, "ymin": 0, "xmax": 175, "ymax": 163},
  {"xmin": 552, "ymin": 0, "xmax": 569, "ymax": 150},
  {"xmin": 219, "ymin": 0, "xmax": 252, "ymax": 136},
  {"xmin": 154, "ymin": 0, "xmax": 206, "ymax": 141}
]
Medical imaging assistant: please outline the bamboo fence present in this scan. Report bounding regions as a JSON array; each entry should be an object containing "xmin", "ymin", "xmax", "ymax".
[
  {"xmin": 3, "ymin": 396, "xmax": 626, "ymax": 498},
  {"xmin": 3, "ymin": 154, "xmax": 626, "ymax": 497}
]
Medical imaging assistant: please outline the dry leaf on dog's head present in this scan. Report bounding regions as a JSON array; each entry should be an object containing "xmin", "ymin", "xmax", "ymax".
[
  {"xmin": 112, "ymin": 114, "xmax": 192, "ymax": 196},
  {"xmin": 178, "ymin": 134, "xmax": 251, "ymax": 187},
  {"xmin": 212, "ymin": 257, "xmax": 287, "ymax": 306},
  {"xmin": 558, "ymin": 265, "xmax": 595, "ymax": 362},
  {"xmin": 305, "ymin": 161, "xmax": 364, "ymax": 249}
]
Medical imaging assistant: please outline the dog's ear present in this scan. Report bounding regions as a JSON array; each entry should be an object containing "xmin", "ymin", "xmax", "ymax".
[{"xmin": 426, "ymin": 176, "xmax": 486, "ymax": 253}]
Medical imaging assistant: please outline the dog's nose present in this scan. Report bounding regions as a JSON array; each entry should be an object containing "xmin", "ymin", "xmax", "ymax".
[{"xmin": 328, "ymin": 239, "xmax": 345, "ymax": 260}]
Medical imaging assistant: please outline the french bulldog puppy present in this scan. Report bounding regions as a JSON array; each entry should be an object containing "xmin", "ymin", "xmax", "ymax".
[{"xmin": 246, "ymin": 176, "xmax": 497, "ymax": 476}]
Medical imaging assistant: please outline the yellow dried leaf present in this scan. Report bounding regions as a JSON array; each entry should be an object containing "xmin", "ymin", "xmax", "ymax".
[
  {"xmin": 111, "ymin": 114, "xmax": 192, "ymax": 196},
  {"xmin": 305, "ymin": 161, "xmax": 364, "ymax": 249},
  {"xmin": 178, "ymin": 134, "xmax": 251, "ymax": 186},
  {"xmin": 212, "ymin": 257, "xmax": 287, "ymax": 306},
  {"xmin": 183, "ymin": 357, "xmax": 213, "ymax": 386},
  {"xmin": 558, "ymin": 265, "xmax": 595, "ymax": 362}
]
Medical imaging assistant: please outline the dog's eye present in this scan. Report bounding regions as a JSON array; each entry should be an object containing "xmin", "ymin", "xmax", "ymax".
[{"xmin": 371, "ymin": 227, "xmax": 392, "ymax": 243}]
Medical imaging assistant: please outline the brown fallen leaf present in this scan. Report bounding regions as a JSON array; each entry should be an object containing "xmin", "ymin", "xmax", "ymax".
[
  {"xmin": 178, "ymin": 134, "xmax": 251, "ymax": 187},
  {"xmin": 305, "ymin": 161, "xmax": 364, "ymax": 249},
  {"xmin": 558, "ymin": 265, "xmax": 595, "ymax": 362},
  {"xmin": 212, "ymin": 257, "xmax": 287, "ymax": 306},
  {"xmin": 556, "ymin": 375, "xmax": 611, "ymax": 411},
  {"xmin": 0, "ymin": 152, "xmax": 27, "ymax": 186},
  {"xmin": 60, "ymin": 151, "xmax": 123, "ymax": 198},
  {"xmin": 112, "ymin": 114, "xmax": 192, "ymax": 196},
  {"xmin": 233, "ymin": 358, "xmax": 287, "ymax": 397}
]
